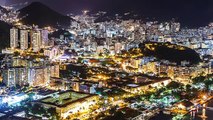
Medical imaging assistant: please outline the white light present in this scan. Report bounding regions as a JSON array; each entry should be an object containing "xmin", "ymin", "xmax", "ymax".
[{"xmin": 2, "ymin": 94, "xmax": 29, "ymax": 106}]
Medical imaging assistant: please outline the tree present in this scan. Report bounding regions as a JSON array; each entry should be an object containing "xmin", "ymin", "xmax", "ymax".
[
  {"xmin": 47, "ymin": 108, "xmax": 60, "ymax": 120},
  {"xmin": 109, "ymin": 106, "xmax": 117, "ymax": 115},
  {"xmin": 204, "ymin": 79, "xmax": 213, "ymax": 91},
  {"xmin": 14, "ymin": 51, "xmax": 20, "ymax": 56},
  {"xmin": 31, "ymin": 104, "xmax": 43, "ymax": 115},
  {"xmin": 99, "ymin": 53, "xmax": 103, "ymax": 57},
  {"xmin": 77, "ymin": 57, "xmax": 83, "ymax": 63},
  {"xmin": 111, "ymin": 111, "xmax": 125, "ymax": 120},
  {"xmin": 192, "ymin": 76, "xmax": 205, "ymax": 84},
  {"xmin": 166, "ymin": 81, "xmax": 183, "ymax": 89},
  {"xmin": 185, "ymin": 84, "xmax": 191, "ymax": 92}
]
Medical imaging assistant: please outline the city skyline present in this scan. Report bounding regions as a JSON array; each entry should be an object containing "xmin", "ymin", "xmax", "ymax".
[
  {"xmin": 0, "ymin": 0, "xmax": 212, "ymax": 120},
  {"xmin": 0, "ymin": 0, "xmax": 212, "ymax": 28}
]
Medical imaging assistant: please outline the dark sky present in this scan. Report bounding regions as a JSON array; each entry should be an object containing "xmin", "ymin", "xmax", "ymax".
[
  {"xmin": 2, "ymin": 0, "xmax": 212, "ymax": 14},
  {"xmin": 1, "ymin": 0, "xmax": 213, "ymax": 27}
]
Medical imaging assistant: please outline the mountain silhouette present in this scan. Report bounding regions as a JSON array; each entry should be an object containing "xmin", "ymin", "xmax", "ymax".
[{"xmin": 18, "ymin": 2, "xmax": 72, "ymax": 28}]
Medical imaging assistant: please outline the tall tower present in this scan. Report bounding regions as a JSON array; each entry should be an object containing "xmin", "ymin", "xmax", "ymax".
[
  {"xmin": 32, "ymin": 31, "xmax": 41, "ymax": 52},
  {"xmin": 20, "ymin": 30, "xmax": 29, "ymax": 50},
  {"xmin": 10, "ymin": 28, "xmax": 18, "ymax": 49},
  {"xmin": 41, "ymin": 30, "xmax": 49, "ymax": 48}
]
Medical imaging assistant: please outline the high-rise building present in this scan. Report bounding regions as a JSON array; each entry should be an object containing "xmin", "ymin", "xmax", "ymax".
[
  {"xmin": 20, "ymin": 30, "xmax": 29, "ymax": 50},
  {"xmin": 2, "ymin": 67, "xmax": 28, "ymax": 87},
  {"xmin": 41, "ymin": 30, "xmax": 49, "ymax": 48},
  {"xmin": 10, "ymin": 28, "xmax": 18, "ymax": 49},
  {"xmin": 32, "ymin": 31, "xmax": 41, "ymax": 52},
  {"xmin": 3, "ymin": 68, "xmax": 16, "ymax": 87},
  {"xmin": 36, "ymin": 67, "xmax": 50, "ymax": 86},
  {"xmin": 28, "ymin": 67, "xmax": 50, "ymax": 87}
]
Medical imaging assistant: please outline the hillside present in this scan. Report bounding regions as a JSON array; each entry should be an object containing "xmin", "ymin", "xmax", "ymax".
[
  {"xmin": 18, "ymin": 2, "xmax": 71, "ymax": 28},
  {"xmin": 49, "ymin": 29, "xmax": 72, "ymax": 39},
  {"xmin": 139, "ymin": 42, "xmax": 201, "ymax": 65},
  {"xmin": 0, "ymin": 21, "xmax": 12, "ymax": 50},
  {"xmin": 93, "ymin": 0, "xmax": 213, "ymax": 28}
]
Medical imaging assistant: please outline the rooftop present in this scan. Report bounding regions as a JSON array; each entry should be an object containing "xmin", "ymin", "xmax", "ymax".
[{"xmin": 40, "ymin": 90, "xmax": 95, "ymax": 107}]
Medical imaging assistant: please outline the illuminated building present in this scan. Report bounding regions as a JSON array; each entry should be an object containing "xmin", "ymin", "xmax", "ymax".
[
  {"xmin": 44, "ymin": 46, "xmax": 60, "ymax": 60},
  {"xmin": 96, "ymin": 46, "xmax": 104, "ymax": 54},
  {"xmin": 114, "ymin": 43, "xmax": 123, "ymax": 54},
  {"xmin": 91, "ymin": 42, "xmax": 97, "ymax": 51},
  {"xmin": 130, "ymin": 59, "xmax": 141, "ymax": 69},
  {"xmin": 167, "ymin": 66, "xmax": 175, "ymax": 79},
  {"xmin": 60, "ymin": 64, "xmax": 67, "ymax": 70},
  {"xmin": 70, "ymin": 42, "xmax": 76, "ymax": 50},
  {"xmin": 32, "ymin": 31, "xmax": 42, "ymax": 52},
  {"xmin": 28, "ymin": 67, "xmax": 50, "ymax": 87},
  {"xmin": 41, "ymin": 30, "xmax": 49, "ymax": 48},
  {"xmin": 51, "ymin": 65, "xmax": 60, "ymax": 78},
  {"xmin": 175, "ymin": 100, "xmax": 194, "ymax": 110},
  {"xmin": 2, "ymin": 55, "xmax": 51, "ymax": 87},
  {"xmin": 35, "ymin": 90, "xmax": 99, "ymax": 118},
  {"xmin": 20, "ymin": 30, "xmax": 29, "ymax": 50},
  {"xmin": 3, "ymin": 68, "xmax": 16, "ymax": 87},
  {"xmin": 171, "ymin": 22, "xmax": 180, "ymax": 32},
  {"xmin": 142, "ymin": 62, "xmax": 157, "ymax": 74},
  {"xmin": 124, "ymin": 78, "xmax": 171, "ymax": 94},
  {"xmin": 72, "ymin": 82, "xmax": 80, "ymax": 92},
  {"xmin": 12, "ymin": 58, "xmax": 27, "ymax": 67},
  {"xmin": 106, "ymin": 29, "xmax": 117, "ymax": 38},
  {"xmin": 10, "ymin": 28, "xmax": 19, "ymax": 49},
  {"xmin": 2, "ymin": 67, "xmax": 28, "ymax": 87}
]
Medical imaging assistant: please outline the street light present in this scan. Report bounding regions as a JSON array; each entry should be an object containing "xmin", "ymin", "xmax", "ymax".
[
  {"xmin": 83, "ymin": 10, "xmax": 89, "ymax": 15},
  {"xmin": 178, "ymin": 103, "xmax": 185, "ymax": 110},
  {"xmin": 203, "ymin": 95, "xmax": 207, "ymax": 100}
]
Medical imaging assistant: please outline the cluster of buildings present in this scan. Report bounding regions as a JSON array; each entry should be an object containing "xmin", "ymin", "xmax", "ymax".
[
  {"xmin": 0, "ymin": 10, "xmax": 212, "ymax": 120},
  {"xmin": 0, "ymin": 27, "xmax": 56, "ymax": 88},
  {"xmin": 2, "ymin": 11, "xmax": 212, "ymax": 93},
  {"xmin": 9, "ymin": 27, "xmax": 49, "ymax": 52},
  {"xmin": 0, "ymin": 8, "xmax": 20, "ymax": 24},
  {"xmin": 1, "ymin": 54, "xmax": 52, "ymax": 87}
]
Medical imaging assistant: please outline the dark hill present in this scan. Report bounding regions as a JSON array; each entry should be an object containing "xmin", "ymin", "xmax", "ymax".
[
  {"xmin": 0, "ymin": 21, "xmax": 12, "ymax": 50},
  {"xmin": 18, "ymin": 2, "xmax": 71, "ymax": 28},
  {"xmin": 49, "ymin": 29, "xmax": 72, "ymax": 39},
  {"xmin": 139, "ymin": 42, "xmax": 201, "ymax": 65}
]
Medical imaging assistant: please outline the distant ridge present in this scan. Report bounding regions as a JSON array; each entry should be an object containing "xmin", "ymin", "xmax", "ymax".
[
  {"xmin": 94, "ymin": 11, "xmax": 213, "ymax": 29},
  {"xmin": 92, "ymin": 0, "xmax": 213, "ymax": 28}
]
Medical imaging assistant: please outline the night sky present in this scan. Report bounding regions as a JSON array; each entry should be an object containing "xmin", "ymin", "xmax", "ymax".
[
  {"xmin": 1, "ymin": 0, "xmax": 212, "ymax": 14},
  {"xmin": 1, "ymin": 0, "xmax": 213, "ymax": 27}
]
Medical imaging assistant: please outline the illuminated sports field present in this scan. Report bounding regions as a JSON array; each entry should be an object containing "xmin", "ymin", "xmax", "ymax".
[{"xmin": 41, "ymin": 91, "xmax": 89, "ymax": 106}]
